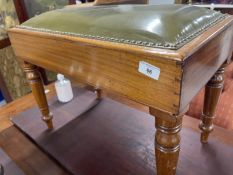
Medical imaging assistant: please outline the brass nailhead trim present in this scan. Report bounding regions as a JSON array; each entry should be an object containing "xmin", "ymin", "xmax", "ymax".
[{"xmin": 17, "ymin": 13, "xmax": 226, "ymax": 50}]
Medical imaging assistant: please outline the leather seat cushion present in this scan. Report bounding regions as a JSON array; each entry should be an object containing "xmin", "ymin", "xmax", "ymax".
[{"xmin": 18, "ymin": 4, "xmax": 226, "ymax": 50}]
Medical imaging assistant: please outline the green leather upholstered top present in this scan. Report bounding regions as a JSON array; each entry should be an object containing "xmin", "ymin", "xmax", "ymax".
[{"xmin": 18, "ymin": 4, "xmax": 226, "ymax": 50}]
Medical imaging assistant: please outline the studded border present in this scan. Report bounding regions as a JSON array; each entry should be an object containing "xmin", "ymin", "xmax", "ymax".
[{"xmin": 16, "ymin": 12, "xmax": 226, "ymax": 50}]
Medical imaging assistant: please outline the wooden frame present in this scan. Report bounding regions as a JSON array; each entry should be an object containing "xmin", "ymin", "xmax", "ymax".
[{"xmin": 8, "ymin": 4, "xmax": 233, "ymax": 174}]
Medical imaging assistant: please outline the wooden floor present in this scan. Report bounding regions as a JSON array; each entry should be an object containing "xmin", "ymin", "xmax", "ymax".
[{"xmin": 0, "ymin": 84, "xmax": 233, "ymax": 175}]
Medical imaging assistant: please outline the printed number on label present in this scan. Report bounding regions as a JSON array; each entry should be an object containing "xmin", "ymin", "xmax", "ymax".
[{"xmin": 138, "ymin": 61, "xmax": 160, "ymax": 80}]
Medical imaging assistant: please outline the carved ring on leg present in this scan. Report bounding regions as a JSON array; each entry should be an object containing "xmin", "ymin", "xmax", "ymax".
[
  {"xmin": 150, "ymin": 107, "xmax": 187, "ymax": 175},
  {"xmin": 199, "ymin": 62, "xmax": 226, "ymax": 143},
  {"xmin": 23, "ymin": 62, "xmax": 54, "ymax": 129},
  {"xmin": 155, "ymin": 116, "xmax": 183, "ymax": 175},
  {"xmin": 199, "ymin": 114, "xmax": 214, "ymax": 143},
  {"xmin": 42, "ymin": 112, "xmax": 54, "ymax": 129}
]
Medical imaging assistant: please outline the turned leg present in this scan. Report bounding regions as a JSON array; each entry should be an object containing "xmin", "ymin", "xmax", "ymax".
[
  {"xmin": 199, "ymin": 62, "xmax": 227, "ymax": 143},
  {"xmin": 150, "ymin": 108, "xmax": 185, "ymax": 175},
  {"xmin": 23, "ymin": 62, "xmax": 53, "ymax": 129}
]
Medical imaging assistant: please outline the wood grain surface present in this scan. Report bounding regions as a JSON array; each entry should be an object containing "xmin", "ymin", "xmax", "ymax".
[
  {"xmin": 6, "ymin": 14, "xmax": 233, "ymax": 175},
  {"xmin": 180, "ymin": 22, "xmax": 233, "ymax": 112},
  {"xmin": 1, "ymin": 82, "xmax": 233, "ymax": 145},
  {"xmin": 1, "ymin": 84, "xmax": 233, "ymax": 175},
  {"xmin": 9, "ymin": 28, "xmax": 182, "ymax": 115},
  {"xmin": 11, "ymin": 88, "xmax": 233, "ymax": 175},
  {"xmin": 8, "ymin": 15, "xmax": 233, "ymax": 116}
]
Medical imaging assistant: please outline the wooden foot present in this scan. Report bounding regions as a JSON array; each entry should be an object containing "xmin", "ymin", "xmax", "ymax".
[
  {"xmin": 150, "ymin": 108, "xmax": 186, "ymax": 175},
  {"xmin": 94, "ymin": 88, "xmax": 102, "ymax": 99},
  {"xmin": 23, "ymin": 62, "xmax": 53, "ymax": 129},
  {"xmin": 199, "ymin": 62, "xmax": 227, "ymax": 143}
]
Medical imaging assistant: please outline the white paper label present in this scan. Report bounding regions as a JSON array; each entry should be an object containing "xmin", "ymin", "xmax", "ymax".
[{"xmin": 138, "ymin": 61, "xmax": 160, "ymax": 80}]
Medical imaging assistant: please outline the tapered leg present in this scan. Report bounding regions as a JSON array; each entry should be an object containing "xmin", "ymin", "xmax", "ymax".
[
  {"xmin": 150, "ymin": 108, "xmax": 185, "ymax": 175},
  {"xmin": 23, "ymin": 62, "xmax": 53, "ymax": 129},
  {"xmin": 199, "ymin": 62, "xmax": 227, "ymax": 143}
]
